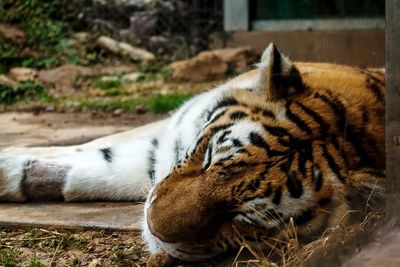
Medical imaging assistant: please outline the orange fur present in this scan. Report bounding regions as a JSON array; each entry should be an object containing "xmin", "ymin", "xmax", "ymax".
[{"xmin": 147, "ymin": 53, "xmax": 385, "ymax": 260}]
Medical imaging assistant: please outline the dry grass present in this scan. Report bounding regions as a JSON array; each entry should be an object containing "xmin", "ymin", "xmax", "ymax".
[
  {"xmin": 230, "ymin": 211, "xmax": 383, "ymax": 267},
  {"xmin": 286, "ymin": 212, "xmax": 382, "ymax": 266}
]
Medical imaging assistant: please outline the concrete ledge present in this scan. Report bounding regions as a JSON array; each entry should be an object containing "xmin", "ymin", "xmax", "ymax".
[{"xmin": 0, "ymin": 202, "xmax": 144, "ymax": 231}]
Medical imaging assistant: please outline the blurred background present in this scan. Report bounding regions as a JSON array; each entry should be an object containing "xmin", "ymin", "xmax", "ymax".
[{"xmin": 0, "ymin": 0, "xmax": 385, "ymax": 116}]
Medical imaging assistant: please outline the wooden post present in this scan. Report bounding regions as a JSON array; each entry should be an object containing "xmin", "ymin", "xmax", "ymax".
[{"xmin": 386, "ymin": 0, "xmax": 400, "ymax": 220}]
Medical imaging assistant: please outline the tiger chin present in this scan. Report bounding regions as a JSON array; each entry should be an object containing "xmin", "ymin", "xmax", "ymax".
[{"xmin": 0, "ymin": 44, "xmax": 385, "ymax": 263}]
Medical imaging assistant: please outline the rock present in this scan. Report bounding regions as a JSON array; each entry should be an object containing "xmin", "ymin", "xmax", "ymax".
[
  {"xmin": 63, "ymin": 0, "xmax": 161, "ymax": 39},
  {"xmin": 73, "ymin": 32, "xmax": 91, "ymax": 43},
  {"xmin": 112, "ymin": 109, "xmax": 123, "ymax": 117},
  {"xmin": 96, "ymin": 36, "xmax": 155, "ymax": 62},
  {"xmin": 96, "ymin": 36, "xmax": 120, "ymax": 54},
  {"xmin": 38, "ymin": 65, "xmax": 92, "ymax": 88},
  {"xmin": 45, "ymin": 106, "xmax": 56, "ymax": 112},
  {"xmin": 169, "ymin": 53, "xmax": 228, "ymax": 82},
  {"xmin": 119, "ymin": 42, "xmax": 155, "ymax": 61},
  {"xmin": 94, "ymin": 65, "xmax": 138, "ymax": 76},
  {"xmin": 0, "ymin": 75, "xmax": 18, "ymax": 89},
  {"xmin": 148, "ymin": 35, "xmax": 168, "ymax": 53},
  {"xmin": 92, "ymin": 0, "xmax": 156, "ymax": 10},
  {"xmin": 0, "ymin": 23, "xmax": 25, "ymax": 43},
  {"xmin": 99, "ymin": 75, "xmax": 119, "ymax": 82},
  {"xmin": 130, "ymin": 10, "xmax": 158, "ymax": 37},
  {"xmin": 119, "ymin": 28, "xmax": 136, "ymax": 41},
  {"xmin": 36, "ymin": 64, "xmax": 138, "ymax": 90},
  {"xmin": 169, "ymin": 46, "xmax": 259, "ymax": 82},
  {"xmin": 8, "ymin": 67, "xmax": 38, "ymax": 82},
  {"xmin": 207, "ymin": 46, "xmax": 259, "ymax": 73},
  {"xmin": 122, "ymin": 72, "xmax": 141, "ymax": 83},
  {"xmin": 88, "ymin": 258, "xmax": 102, "ymax": 267}
]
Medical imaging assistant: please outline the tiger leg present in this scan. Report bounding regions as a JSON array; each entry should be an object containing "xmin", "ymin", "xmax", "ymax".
[
  {"xmin": 0, "ymin": 137, "xmax": 159, "ymax": 202},
  {"xmin": 0, "ymin": 120, "xmax": 168, "ymax": 202}
]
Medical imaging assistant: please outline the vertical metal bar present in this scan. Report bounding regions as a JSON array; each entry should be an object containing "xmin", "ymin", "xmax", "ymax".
[
  {"xmin": 386, "ymin": 0, "xmax": 400, "ymax": 220},
  {"xmin": 223, "ymin": 0, "xmax": 249, "ymax": 31}
]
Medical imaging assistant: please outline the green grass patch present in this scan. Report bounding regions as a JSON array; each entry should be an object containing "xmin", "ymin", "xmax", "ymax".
[
  {"xmin": 146, "ymin": 93, "xmax": 191, "ymax": 114},
  {"xmin": 73, "ymin": 236, "xmax": 88, "ymax": 249},
  {"xmin": 37, "ymin": 233, "xmax": 71, "ymax": 252},
  {"xmin": 76, "ymin": 98, "xmax": 141, "ymax": 112},
  {"xmin": 69, "ymin": 92, "xmax": 192, "ymax": 114},
  {"xmin": 0, "ymin": 248, "xmax": 20, "ymax": 267},
  {"xmin": 94, "ymin": 74, "xmax": 128, "ymax": 96},
  {"xmin": 137, "ymin": 64, "xmax": 172, "ymax": 82},
  {"xmin": 95, "ymin": 76, "xmax": 123, "ymax": 91},
  {"xmin": 95, "ymin": 79, "xmax": 123, "ymax": 90},
  {"xmin": 0, "ymin": 84, "xmax": 17, "ymax": 104},
  {"xmin": 0, "ymin": 0, "xmax": 69, "ymax": 47},
  {"xmin": 23, "ymin": 227, "xmax": 38, "ymax": 248},
  {"xmin": 28, "ymin": 254, "xmax": 44, "ymax": 267},
  {"xmin": 0, "ymin": 0, "xmax": 103, "ymax": 72},
  {"xmin": 0, "ymin": 81, "xmax": 51, "ymax": 104}
]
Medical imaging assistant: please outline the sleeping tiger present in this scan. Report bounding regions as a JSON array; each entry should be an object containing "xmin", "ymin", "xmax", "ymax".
[{"xmin": 0, "ymin": 44, "xmax": 385, "ymax": 262}]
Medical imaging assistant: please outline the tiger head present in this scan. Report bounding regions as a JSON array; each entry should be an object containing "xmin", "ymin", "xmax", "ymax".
[{"xmin": 144, "ymin": 44, "xmax": 385, "ymax": 260}]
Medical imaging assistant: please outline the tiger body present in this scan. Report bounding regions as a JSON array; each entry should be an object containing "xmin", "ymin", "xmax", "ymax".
[{"xmin": 0, "ymin": 44, "xmax": 385, "ymax": 261}]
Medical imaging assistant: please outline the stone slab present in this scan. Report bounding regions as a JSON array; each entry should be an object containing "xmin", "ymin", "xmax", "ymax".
[
  {"xmin": 0, "ymin": 112, "xmax": 132, "ymax": 149},
  {"xmin": 0, "ymin": 202, "xmax": 144, "ymax": 231},
  {"xmin": 343, "ymin": 226, "xmax": 400, "ymax": 267}
]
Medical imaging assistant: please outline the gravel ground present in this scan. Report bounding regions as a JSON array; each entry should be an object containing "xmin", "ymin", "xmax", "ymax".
[{"xmin": 0, "ymin": 227, "xmax": 147, "ymax": 267}]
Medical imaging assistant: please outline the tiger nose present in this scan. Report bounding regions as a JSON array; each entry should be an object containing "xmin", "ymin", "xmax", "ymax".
[
  {"xmin": 147, "ymin": 203, "xmax": 226, "ymax": 244},
  {"xmin": 146, "ymin": 192, "xmax": 213, "ymax": 243},
  {"xmin": 146, "ymin": 178, "xmax": 224, "ymax": 243}
]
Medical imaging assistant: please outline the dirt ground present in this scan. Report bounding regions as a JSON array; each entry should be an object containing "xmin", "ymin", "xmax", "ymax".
[
  {"xmin": 0, "ymin": 226, "xmax": 258, "ymax": 267},
  {"xmin": 0, "ymin": 227, "xmax": 148, "ymax": 267}
]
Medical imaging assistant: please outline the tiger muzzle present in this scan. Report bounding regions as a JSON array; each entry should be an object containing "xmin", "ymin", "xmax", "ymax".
[{"xmin": 146, "ymin": 175, "xmax": 232, "ymax": 244}]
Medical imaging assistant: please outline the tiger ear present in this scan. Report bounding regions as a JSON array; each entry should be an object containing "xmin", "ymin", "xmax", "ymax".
[{"xmin": 256, "ymin": 43, "xmax": 304, "ymax": 101}]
